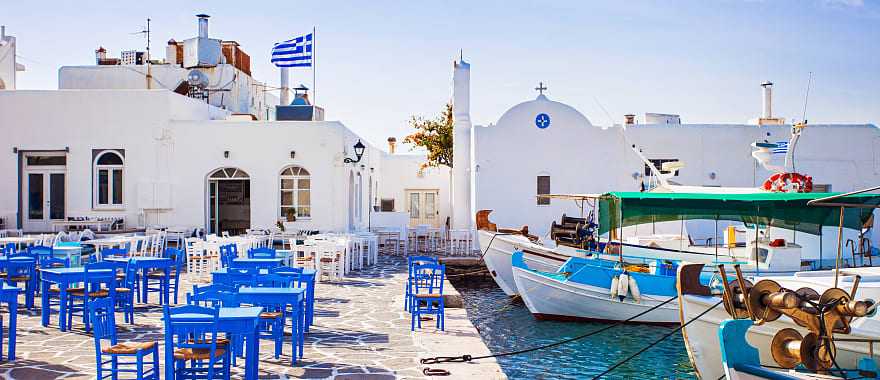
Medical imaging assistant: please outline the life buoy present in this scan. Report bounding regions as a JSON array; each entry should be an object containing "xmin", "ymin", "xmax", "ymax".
[
  {"xmin": 762, "ymin": 172, "xmax": 814, "ymax": 193},
  {"xmin": 629, "ymin": 275, "xmax": 641, "ymax": 303}
]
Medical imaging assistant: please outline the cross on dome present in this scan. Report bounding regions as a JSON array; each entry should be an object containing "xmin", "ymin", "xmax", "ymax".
[{"xmin": 535, "ymin": 82, "xmax": 547, "ymax": 95}]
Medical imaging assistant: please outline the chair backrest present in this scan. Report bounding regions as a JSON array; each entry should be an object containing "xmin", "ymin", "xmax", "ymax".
[
  {"xmin": 54, "ymin": 231, "xmax": 67, "ymax": 245},
  {"xmin": 164, "ymin": 247, "xmax": 186, "ymax": 269},
  {"xmin": 6, "ymin": 256, "xmax": 36, "ymax": 278},
  {"xmin": 187, "ymin": 284, "xmax": 235, "ymax": 307},
  {"xmin": 84, "ymin": 262, "xmax": 119, "ymax": 298},
  {"xmin": 102, "ymin": 247, "xmax": 129, "ymax": 258},
  {"xmin": 27, "ymin": 245, "xmax": 53, "ymax": 260},
  {"xmin": 412, "ymin": 263, "xmax": 445, "ymax": 295},
  {"xmin": 247, "ymin": 247, "xmax": 276, "ymax": 259},
  {"xmin": 40, "ymin": 256, "xmax": 70, "ymax": 269},
  {"xmin": 88, "ymin": 297, "xmax": 118, "ymax": 348},
  {"xmin": 81, "ymin": 229, "xmax": 96, "ymax": 241},
  {"xmin": 1, "ymin": 243, "xmax": 14, "ymax": 256},
  {"xmin": 269, "ymin": 266, "xmax": 304, "ymax": 287},
  {"xmin": 219, "ymin": 244, "xmax": 237, "ymax": 267},
  {"xmin": 224, "ymin": 268, "xmax": 257, "ymax": 288},
  {"xmin": 163, "ymin": 305, "xmax": 221, "ymax": 359}
]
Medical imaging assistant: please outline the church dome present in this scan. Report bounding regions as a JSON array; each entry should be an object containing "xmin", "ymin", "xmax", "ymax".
[{"xmin": 495, "ymin": 94, "xmax": 593, "ymax": 130}]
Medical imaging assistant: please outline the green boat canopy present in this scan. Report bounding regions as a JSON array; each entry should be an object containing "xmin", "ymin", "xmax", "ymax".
[{"xmin": 597, "ymin": 192, "xmax": 880, "ymax": 236}]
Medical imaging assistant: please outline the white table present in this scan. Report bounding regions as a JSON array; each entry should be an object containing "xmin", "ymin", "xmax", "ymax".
[
  {"xmin": 0, "ymin": 236, "xmax": 41, "ymax": 248},
  {"xmin": 83, "ymin": 235, "xmax": 136, "ymax": 260},
  {"xmin": 51, "ymin": 220, "xmax": 114, "ymax": 232}
]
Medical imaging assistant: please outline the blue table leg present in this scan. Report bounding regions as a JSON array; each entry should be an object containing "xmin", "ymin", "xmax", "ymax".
[
  {"xmin": 165, "ymin": 333, "xmax": 174, "ymax": 380},
  {"xmin": 8, "ymin": 297, "xmax": 17, "ymax": 360},
  {"xmin": 59, "ymin": 285, "xmax": 69, "ymax": 332},
  {"xmin": 141, "ymin": 270, "xmax": 148, "ymax": 304},
  {"xmin": 41, "ymin": 279, "xmax": 50, "ymax": 327},
  {"xmin": 247, "ymin": 325, "xmax": 259, "ymax": 380}
]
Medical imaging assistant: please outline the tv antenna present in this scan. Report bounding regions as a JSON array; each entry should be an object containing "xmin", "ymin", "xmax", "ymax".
[{"xmin": 130, "ymin": 18, "xmax": 152, "ymax": 61}]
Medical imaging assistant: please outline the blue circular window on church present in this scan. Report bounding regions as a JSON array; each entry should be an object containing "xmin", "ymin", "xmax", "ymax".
[{"xmin": 535, "ymin": 113, "xmax": 550, "ymax": 129}]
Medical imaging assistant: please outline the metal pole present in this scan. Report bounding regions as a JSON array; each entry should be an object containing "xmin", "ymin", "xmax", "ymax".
[
  {"xmin": 312, "ymin": 26, "xmax": 316, "ymax": 105},
  {"xmin": 835, "ymin": 206, "xmax": 845, "ymax": 288},
  {"xmin": 819, "ymin": 227, "xmax": 824, "ymax": 270},
  {"xmin": 715, "ymin": 214, "xmax": 719, "ymax": 261},
  {"xmin": 755, "ymin": 206, "xmax": 760, "ymax": 276}
]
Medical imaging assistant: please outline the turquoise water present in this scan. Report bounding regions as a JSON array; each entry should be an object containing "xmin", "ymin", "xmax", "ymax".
[{"xmin": 452, "ymin": 279, "xmax": 697, "ymax": 379}]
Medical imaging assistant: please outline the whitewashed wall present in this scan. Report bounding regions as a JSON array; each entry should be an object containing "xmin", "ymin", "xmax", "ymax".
[{"xmin": 377, "ymin": 154, "xmax": 452, "ymax": 227}]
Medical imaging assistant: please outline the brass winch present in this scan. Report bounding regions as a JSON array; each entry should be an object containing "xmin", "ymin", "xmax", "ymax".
[{"xmin": 717, "ymin": 264, "xmax": 873, "ymax": 372}]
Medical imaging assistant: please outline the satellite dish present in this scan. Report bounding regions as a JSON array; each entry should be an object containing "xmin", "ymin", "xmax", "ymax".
[{"xmin": 187, "ymin": 69, "xmax": 209, "ymax": 88}]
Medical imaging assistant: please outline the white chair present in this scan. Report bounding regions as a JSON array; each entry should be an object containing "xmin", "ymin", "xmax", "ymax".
[
  {"xmin": 448, "ymin": 229, "xmax": 473, "ymax": 256},
  {"xmin": 316, "ymin": 242, "xmax": 342, "ymax": 281},
  {"xmin": 185, "ymin": 238, "xmax": 212, "ymax": 282},
  {"xmin": 291, "ymin": 239, "xmax": 316, "ymax": 270}
]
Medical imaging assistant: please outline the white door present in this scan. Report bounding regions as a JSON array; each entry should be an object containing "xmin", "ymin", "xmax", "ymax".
[
  {"xmin": 406, "ymin": 189, "xmax": 439, "ymax": 227},
  {"xmin": 23, "ymin": 171, "xmax": 66, "ymax": 232}
]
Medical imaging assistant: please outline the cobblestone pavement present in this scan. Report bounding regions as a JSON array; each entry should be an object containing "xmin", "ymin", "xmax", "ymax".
[{"xmin": 0, "ymin": 256, "xmax": 454, "ymax": 379}]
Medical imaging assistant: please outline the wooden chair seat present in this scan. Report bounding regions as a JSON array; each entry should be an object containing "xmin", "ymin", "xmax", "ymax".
[
  {"xmin": 173, "ymin": 347, "xmax": 226, "ymax": 361},
  {"xmin": 6, "ymin": 275, "xmax": 30, "ymax": 282},
  {"xmin": 259, "ymin": 311, "xmax": 283, "ymax": 319},
  {"xmin": 68, "ymin": 289, "xmax": 110, "ymax": 298},
  {"xmin": 146, "ymin": 271, "xmax": 173, "ymax": 279},
  {"xmin": 102, "ymin": 341, "xmax": 157, "ymax": 355},
  {"xmin": 116, "ymin": 287, "xmax": 131, "ymax": 293},
  {"xmin": 414, "ymin": 293, "xmax": 442, "ymax": 298}
]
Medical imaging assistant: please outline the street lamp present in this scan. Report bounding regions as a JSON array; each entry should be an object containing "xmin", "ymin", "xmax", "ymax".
[{"xmin": 344, "ymin": 140, "xmax": 366, "ymax": 163}]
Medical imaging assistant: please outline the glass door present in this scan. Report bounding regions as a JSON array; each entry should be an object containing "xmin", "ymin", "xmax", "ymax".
[
  {"xmin": 24, "ymin": 171, "xmax": 65, "ymax": 231},
  {"xmin": 406, "ymin": 189, "xmax": 439, "ymax": 227}
]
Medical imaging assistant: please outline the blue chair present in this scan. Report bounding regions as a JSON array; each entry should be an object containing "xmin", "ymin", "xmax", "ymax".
[
  {"xmin": 405, "ymin": 256, "xmax": 438, "ymax": 312},
  {"xmin": 147, "ymin": 247, "xmax": 184, "ymax": 304},
  {"xmin": 116, "ymin": 259, "xmax": 137, "ymax": 324},
  {"xmin": 219, "ymin": 244, "xmax": 237, "ymax": 267},
  {"xmin": 4, "ymin": 256, "xmax": 37, "ymax": 310},
  {"xmin": 187, "ymin": 284, "xmax": 235, "ymax": 307},
  {"xmin": 27, "ymin": 245, "xmax": 53, "ymax": 262},
  {"xmin": 0, "ymin": 243, "xmax": 14, "ymax": 256},
  {"xmin": 38, "ymin": 256, "xmax": 69, "ymax": 310},
  {"xmin": 89, "ymin": 297, "xmax": 159, "ymax": 379},
  {"xmin": 164, "ymin": 305, "xmax": 231, "ymax": 380},
  {"xmin": 247, "ymin": 247, "xmax": 276, "ymax": 259},
  {"xmin": 270, "ymin": 266, "xmax": 304, "ymax": 287},
  {"xmin": 410, "ymin": 263, "xmax": 446, "ymax": 331},
  {"xmin": 67, "ymin": 261, "xmax": 117, "ymax": 331}
]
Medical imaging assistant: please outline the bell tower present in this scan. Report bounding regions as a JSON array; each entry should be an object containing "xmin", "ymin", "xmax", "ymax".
[{"xmin": 451, "ymin": 55, "xmax": 472, "ymax": 230}]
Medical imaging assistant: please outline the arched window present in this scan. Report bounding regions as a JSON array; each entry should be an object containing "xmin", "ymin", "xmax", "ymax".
[
  {"xmin": 280, "ymin": 166, "xmax": 311, "ymax": 220},
  {"xmin": 93, "ymin": 150, "xmax": 124, "ymax": 208}
]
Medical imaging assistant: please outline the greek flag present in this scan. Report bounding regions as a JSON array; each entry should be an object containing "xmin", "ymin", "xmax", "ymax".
[
  {"xmin": 772, "ymin": 141, "xmax": 789, "ymax": 154},
  {"xmin": 271, "ymin": 33, "xmax": 313, "ymax": 68}
]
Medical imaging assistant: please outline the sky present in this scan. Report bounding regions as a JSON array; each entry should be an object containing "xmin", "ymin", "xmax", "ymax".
[{"xmin": 5, "ymin": 0, "xmax": 879, "ymax": 150}]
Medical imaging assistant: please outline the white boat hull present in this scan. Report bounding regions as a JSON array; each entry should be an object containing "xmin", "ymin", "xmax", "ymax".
[
  {"xmin": 512, "ymin": 265, "xmax": 679, "ymax": 324},
  {"xmin": 477, "ymin": 230, "xmax": 572, "ymax": 296}
]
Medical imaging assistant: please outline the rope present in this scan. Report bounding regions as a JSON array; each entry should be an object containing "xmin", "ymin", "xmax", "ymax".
[
  {"xmin": 589, "ymin": 300, "xmax": 724, "ymax": 380},
  {"xmin": 419, "ymin": 295, "xmax": 679, "ymax": 365}
]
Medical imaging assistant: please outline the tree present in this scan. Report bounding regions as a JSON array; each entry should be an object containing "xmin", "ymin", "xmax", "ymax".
[{"xmin": 403, "ymin": 102, "xmax": 454, "ymax": 169}]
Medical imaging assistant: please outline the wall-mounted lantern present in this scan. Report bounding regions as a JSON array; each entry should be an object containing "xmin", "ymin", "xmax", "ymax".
[{"xmin": 343, "ymin": 140, "xmax": 366, "ymax": 163}]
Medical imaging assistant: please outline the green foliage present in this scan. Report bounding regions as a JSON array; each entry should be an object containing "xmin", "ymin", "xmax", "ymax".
[{"xmin": 403, "ymin": 102, "xmax": 454, "ymax": 169}]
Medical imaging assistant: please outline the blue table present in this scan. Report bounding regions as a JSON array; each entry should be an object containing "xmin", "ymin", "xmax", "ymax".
[
  {"xmin": 212, "ymin": 268, "xmax": 317, "ymax": 330},
  {"xmin": 238, "ymin": 287, "xmax": 306, "ymax": 362},
  {"xmin": 105, "ymin": 257, "xmax": 173, "ymax": 304},
  {"xmin": 39, "ymin": 267, "xmax": 112, "ymax": 331},
  {"xmin": 164, "ymin": 306, "xmax": 262, "ymax": 380},
  {"xmin": 231, "ymin": 258, "xmax": 284, "ymax": 270},
  {"xmin": 0, "ymin": 284, "xmax": 22, "ymax": 360}
]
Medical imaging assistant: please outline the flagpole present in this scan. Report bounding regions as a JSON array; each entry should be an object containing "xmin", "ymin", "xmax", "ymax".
[{"xmin": 312, "ymin": 26, "xmax": 317, "ymax": 105}]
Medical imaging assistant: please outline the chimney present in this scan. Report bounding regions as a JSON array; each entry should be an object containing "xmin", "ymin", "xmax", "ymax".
[
  {"xmin": 95, "ymin": 46, "xmax": 107, "ymax": 64},
  {"xmin": 624, "ymin": 114, "xmax": 635, "ymax": 125},
  {"xmin": 761, "ymin": 81, "xmax": 773, "ymax": 119},
  {"xmin": 387, "ymin": 137, "xmax": 397, "ymax": 154},
  {"xmin": 1, "ymin": 26, "xmax": 5, "ymax": 39},
  {"xmin": 196, "ymin": 14, "xmax": 210, "ymax": 39}
]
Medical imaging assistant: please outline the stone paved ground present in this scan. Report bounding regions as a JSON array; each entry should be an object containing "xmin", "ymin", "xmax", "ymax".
[{"xmin": 0, "ymin": 256, "xmax": 504, "ymax": 379}]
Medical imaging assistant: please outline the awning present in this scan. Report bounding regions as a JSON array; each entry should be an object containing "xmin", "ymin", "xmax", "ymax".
[{"xmin": 597, "ymin": 191, "xmax": 880, "ymax": 236}]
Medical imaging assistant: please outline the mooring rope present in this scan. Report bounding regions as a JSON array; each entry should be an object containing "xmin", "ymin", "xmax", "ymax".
[
  {"xmin": 589, "ymin": 299, "xmax": 724, "ymax": 380},
  {"xmin": 420, "ymin": 295, "xmax": 679, "ymax": 365}
]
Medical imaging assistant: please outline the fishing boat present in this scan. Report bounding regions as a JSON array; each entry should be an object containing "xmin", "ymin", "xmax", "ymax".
[
  {"xmin": 511, "ymin": 250, "xmax": 680, "ymax": 324},
  {"xmin": 678, "ymin": 189, "xmax": 880, "ymax": 379}
]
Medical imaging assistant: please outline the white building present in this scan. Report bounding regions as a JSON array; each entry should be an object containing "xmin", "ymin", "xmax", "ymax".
[
  {"xmin": 450, "ymin": 58, "xmax": 880, "ymax": 247},
  {"xmin": 0, "ymin": 26, "xmax": 26, "ymax": 90},
  {"xmin": 0, "ymin": 17, "xmax": 450, "ymax": 235}
]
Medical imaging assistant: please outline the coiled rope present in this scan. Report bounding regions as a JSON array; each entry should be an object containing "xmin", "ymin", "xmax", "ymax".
[
  {"xmin": 589, "ymin": 299, "xmax": 724, "ymax": 379},
  {"xmin": 420, "ymin": 295, "xmax": 679, "ymax": 365}
]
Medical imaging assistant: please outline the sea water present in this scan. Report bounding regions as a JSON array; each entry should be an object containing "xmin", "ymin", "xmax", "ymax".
[{"xmin": 452, "ymin": 278, "xmax": 697, "ymax": 379}]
